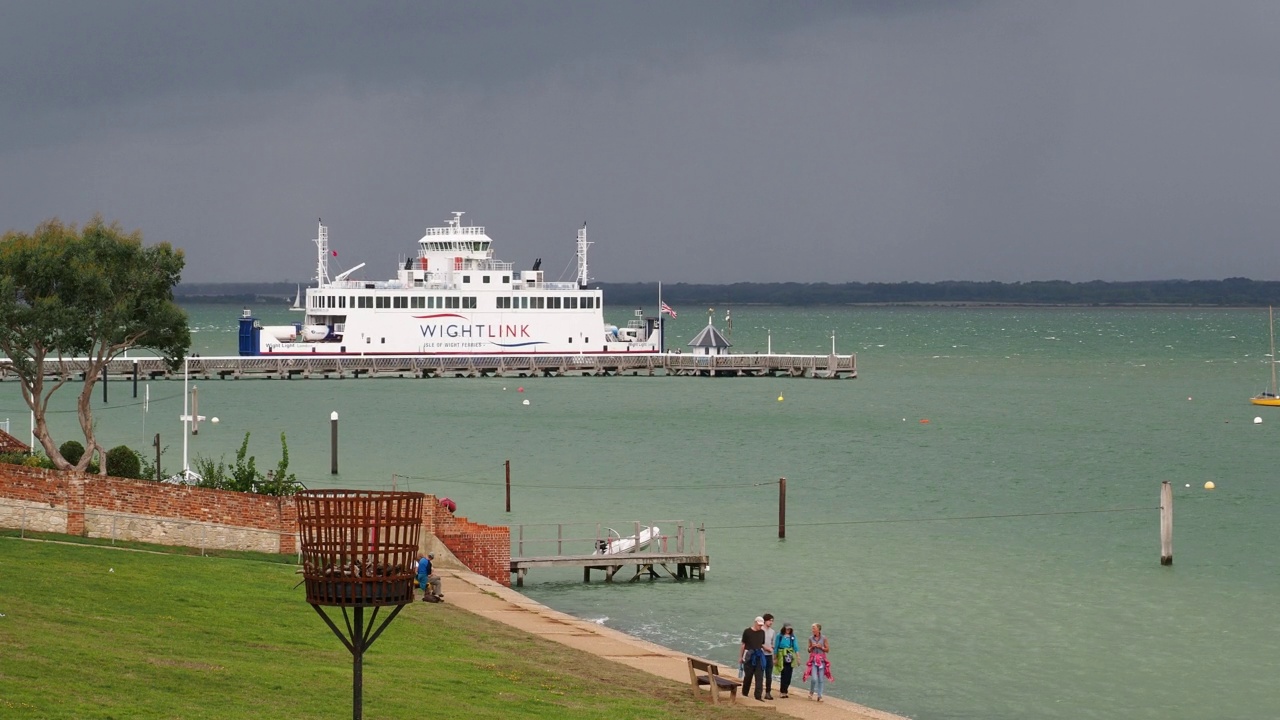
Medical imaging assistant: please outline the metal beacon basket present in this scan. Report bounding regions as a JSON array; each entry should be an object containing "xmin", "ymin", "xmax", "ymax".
[{"xmin": 296, "ymin": 489, "xmax": 424, "ymax": 719}]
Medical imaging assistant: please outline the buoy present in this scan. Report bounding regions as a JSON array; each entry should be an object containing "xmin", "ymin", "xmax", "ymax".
[
  {"xmin": 1188, "ymin": 397, "xmax": 1192, "ymax": 401},
  {"xmin": 1254, "ymin": 417, "xmax": 1263, "ymax": 424},
  {"xmin": 919, "ymin": 418, "xmax": 930, "ymax": 424},
  {"xmin": 211, "ymin": 417, "xmax": 220, "ymax": 424},
  {"xmin": 522, "ymin": 399, "xmax": 530, "ymax": 406},
  {"xmin": 1185, "ymin": 483, "xmax": 1190, "ymax": 488},
  {"xmin": 777, "ymin": 395, "xmax": 784, "ymax": 402},
  {"xmin": 1204, "ymin": 481, "xmax": 1215, "ymax": 490},
  {"xmin": 518, "ymin": 387, "xmax": 524, "ymax": 393}
]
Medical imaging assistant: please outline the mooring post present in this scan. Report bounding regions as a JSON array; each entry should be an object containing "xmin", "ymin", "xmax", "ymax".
[
  {"xmin": 778, "ymin": 477, "xmax": 787, "ymax": 539},
  {"xmin": 132, "ymin": 359, "xmax": 138, "ymax": 398},
  {"xmin": 518, "ymin": 524, "xmax": 524, "ymax": 556},
  {"xmin": 102, "ymin": 367, "xmax": 108, "ymax": 403},
  {"xmin": 557, "ymin": 523, "xmax": 563, "ymax": 555},
  {"xmin": 1160, "ymin": 481, "xmax": 1173, "ymax": 566},
  {"xmin": 330, "ymin": 411, "xmax": 339, "ymax": 474},
  {"xmin": 505, "ymin": 460, "xmax": 511, "ymax": 512},
  {"xmin": 153, "ymin": 433, "xmax": 161, "ymax": 482}
]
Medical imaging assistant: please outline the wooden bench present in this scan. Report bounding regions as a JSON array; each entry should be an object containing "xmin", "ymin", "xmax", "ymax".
[{"xmin": 687, "ymin": 657, "xmax": 742, "ymax": 704}]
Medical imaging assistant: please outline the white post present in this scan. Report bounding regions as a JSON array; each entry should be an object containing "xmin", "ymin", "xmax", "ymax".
[
  {"xmin": 767, "ymin": 329, "xmax": 772, "ymax": 355},
  {"xmin": 831, "ymin": 330, "xmax": 836, "ymax": 355},
  {"xmin": 181, "ymin": 357, "xmax": 190, "ymax": 474}
]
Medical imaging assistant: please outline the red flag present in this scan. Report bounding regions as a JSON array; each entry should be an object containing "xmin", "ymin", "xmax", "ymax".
[
  {"xmin": 660, "ymin": 302, "xmax": 677, "ymax": 318},
  {"xmin": 331, "ymin": 250, "xmax": 338, "ymax": 257}
]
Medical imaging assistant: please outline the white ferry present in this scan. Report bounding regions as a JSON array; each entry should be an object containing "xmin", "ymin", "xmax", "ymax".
[{"xmin": 237, "ymin": 213, "xmax": 664, "ymax": 356}]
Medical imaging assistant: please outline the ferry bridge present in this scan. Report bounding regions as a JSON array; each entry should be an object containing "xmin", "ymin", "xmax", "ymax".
[{"xmin": 0, "ymin": 352, "xmax": 856, "ymax": 381}]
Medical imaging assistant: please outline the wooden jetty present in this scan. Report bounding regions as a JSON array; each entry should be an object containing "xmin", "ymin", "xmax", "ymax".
[
  {"xmin": 509, "ymin": 521, "xmax": 709, "ymax": 587},
  {"xmin": 0, "ymin": 352, "xmax": 856, "ymax": 381}
]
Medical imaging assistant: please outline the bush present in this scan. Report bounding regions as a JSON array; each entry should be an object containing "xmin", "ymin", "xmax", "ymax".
[
  {"xmin": 105, "ymin": 445, "xmax": 142, "ymax": 479},
  {"xmin": 59, "ymin": 440, "xmax": 85, "ymax": 465}
]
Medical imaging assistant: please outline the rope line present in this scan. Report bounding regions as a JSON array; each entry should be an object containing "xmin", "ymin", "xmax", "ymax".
[
  {"xmin": 706, "ymin": 506, "xmax": 1158, "ymax": 530},
  {"xmin": 388, "ymin": 472, "xmax": 772, "ymax": 490}
]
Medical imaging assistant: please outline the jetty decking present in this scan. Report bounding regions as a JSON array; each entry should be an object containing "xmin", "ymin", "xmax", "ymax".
[
  {"xmin": 0, "ymin": 352, "xmax": 856, "ymax": 381},
  {"xmin": 509, "ymin": 521, "xmax": 710, "ymax": 586}
]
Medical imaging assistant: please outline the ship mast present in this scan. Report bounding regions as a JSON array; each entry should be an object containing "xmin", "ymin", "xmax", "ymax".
[
  {"xmin": 314, "ymin": 220, "xmax": 331, "ymax": 288},
  {"xmin": 576, "ymin": 222, "xmax": 591, "ymax": 289}
]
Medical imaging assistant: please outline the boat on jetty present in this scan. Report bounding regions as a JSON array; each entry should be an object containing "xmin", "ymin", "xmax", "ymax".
[
  {"xmin": 592, "ymin": 526, "xmax": 660, "ymax": 555},
  {"xmin": 239, "ymin": 213, "xmax": 664, "ymax": 356}
]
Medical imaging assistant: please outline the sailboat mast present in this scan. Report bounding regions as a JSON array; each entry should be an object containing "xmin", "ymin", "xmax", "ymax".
[{"xmin": 1269, "ymin": 306, "xmax": 1276, "ymax": 395}]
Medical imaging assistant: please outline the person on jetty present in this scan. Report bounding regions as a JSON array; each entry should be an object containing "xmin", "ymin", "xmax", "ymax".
[
  {"xmin": 761, "ymin": 613, "xmax": 777, "ymax": 700},
  {"xmin": 774, "ymin": 622, "xmax": 799, "ymax": 699},
  {"xmin": 804, "ymin": 622, "xmax": 832, "ymax": 701},
  {"xmin": 739, "ymin": 616, "xmax": 768, "ymax": 701}
]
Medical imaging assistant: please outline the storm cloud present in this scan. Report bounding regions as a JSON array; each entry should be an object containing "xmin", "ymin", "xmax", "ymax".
[{"xmin": 3, "ymin": 1, "xmax": 1279, "ymax": 284}]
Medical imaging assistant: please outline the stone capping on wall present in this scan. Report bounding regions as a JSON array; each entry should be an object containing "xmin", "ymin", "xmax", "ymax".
[{"xmin": 0, "ymin": 464, "xmax": 511, "ymax": 586}]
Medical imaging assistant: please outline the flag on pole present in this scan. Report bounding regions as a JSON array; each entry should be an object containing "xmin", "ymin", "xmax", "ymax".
[{"xmin": 660, "ymin": 302, "xmax": 677, "ymax": 318}]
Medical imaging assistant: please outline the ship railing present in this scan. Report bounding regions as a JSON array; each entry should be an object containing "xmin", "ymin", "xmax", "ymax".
[
  {"xmin": 457, "ymin": 260, "xmax": 512, "ymax": 272},
  {"xmin": 512, "ymin": 281, "xmax": 579, "ymax": 292},
  {"xmin": 422, "ymin": 226, "xmax": 487, "ymax": 236}
]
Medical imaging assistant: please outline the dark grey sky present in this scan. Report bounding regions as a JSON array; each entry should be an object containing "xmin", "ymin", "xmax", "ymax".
[{"xmin": 3, "ymin": 1, "xmax": 1280, "ymax": 284}]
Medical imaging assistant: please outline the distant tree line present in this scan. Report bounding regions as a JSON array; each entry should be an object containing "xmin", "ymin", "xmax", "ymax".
[{"xmin": 176, "ymin": 278, "xmax": 1280, "ymax": 307}]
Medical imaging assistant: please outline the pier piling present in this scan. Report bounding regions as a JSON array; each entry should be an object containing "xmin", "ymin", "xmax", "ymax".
[
  {"xmin": 330, "ymin": 411, "xmax": 339, "ymax": 474},
  {"xmin": 779, "ymin": 477, "xmax": 787, "ymax": 539}
]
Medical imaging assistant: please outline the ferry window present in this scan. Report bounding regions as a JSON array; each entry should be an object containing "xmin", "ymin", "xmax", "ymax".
[
  {"xmin": 533, "ymin": 297, "xmax": 545, "ymax": 309},
  {"xmin": 376, "ymin": 296, "xmax": 390, "ymax": 309},
  {"xmin": 437, "ymin": 296, "xmax": 444, "ymax": 308},
  {"xmin": 584, "ymin": 297, "xmax": 594, "ymax": 309},
  {"xmin": 483, "ymin": 275, "xmax": 490, "ymax": 283},
  {"xmin": 446, "ymin": 296, "xmax": 459, "ymax": 309},
  {"xmin": 568, "ymin": 337, "xmax": 573, "ymax": 343},
  {"xmin": 411, "ymin": 296, "xmax": 425, "ymax": 309},
  {"xmin": 394, "ymin": 296, "xmax": 408, "ymax": 309},
  {"xmin": 548, "ymin": 297, "xmax": 561, "ymax": 309},
  {"xmin": 427, "ymin": 296, "xmax": 435, "ymax": 309},
  {"xmin": 463, "ymin": 276, "xmax": 471, "ymax": 284},
  {"xmin": 502, "ymin": 275, "xmax": 510, "ymax": 284},
  {"xmin": 468, "ymin": 297, "xmax": 477, "ymax": 308},
  {"xmin": 520, "ymin": 297, "xmax": 528, "ymax": 309}
]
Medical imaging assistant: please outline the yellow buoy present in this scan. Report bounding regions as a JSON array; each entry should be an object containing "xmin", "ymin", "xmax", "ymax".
[
  {"xmin": 777, "ymin": 395, "xmax": 784, "ymax": 402},
  {"xmin": 1204, "ymin": 481, "xmax": 1216, "ymax": 490}
]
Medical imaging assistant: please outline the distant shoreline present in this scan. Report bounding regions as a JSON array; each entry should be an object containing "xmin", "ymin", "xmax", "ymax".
[{"xmin": 176, "ymin": 278, "xmax": 1280, "ymax": 308}]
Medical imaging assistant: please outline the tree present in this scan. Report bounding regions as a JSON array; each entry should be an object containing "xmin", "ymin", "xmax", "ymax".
[{"xmin": 0, "ymin": 217, "xmax": 189, "ymax": 473}]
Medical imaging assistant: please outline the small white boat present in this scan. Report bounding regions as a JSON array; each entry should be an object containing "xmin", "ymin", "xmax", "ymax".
[{"xmin": 592, "ymin": 526, "xmax": 660, "ymax": 555}]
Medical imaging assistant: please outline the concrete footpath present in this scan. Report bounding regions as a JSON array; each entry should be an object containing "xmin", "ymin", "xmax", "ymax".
[{"xmin": 437, "ymin": 567, "xmax": 908, "ymax": 720}]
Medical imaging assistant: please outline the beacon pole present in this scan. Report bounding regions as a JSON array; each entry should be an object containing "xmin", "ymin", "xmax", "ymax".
[{"xmin": 330, "ymin": 411, "xmax": 339, "ymax": 474}]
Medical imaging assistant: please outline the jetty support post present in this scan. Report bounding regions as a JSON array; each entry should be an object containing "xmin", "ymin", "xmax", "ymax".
[
  {"xmin": 330, "ymin": 411, "xmax": 339, "ymax": 474},
  {"xmin": 505, "ymin": 460, "xmax": 511, "ymax": 512},
  {"xmin": 102, "ymin": 367, "xmax": 108, "ymax": 403},
  {"xmin": 153, "ymin": 433, "xmax": 161, "ymax": 482},
  {"xmin": 132, "ymin": 359, "xmax": 138, "ymax": 398},
  {"xmin": 1160, "ymin": 481, "xmax": 1173, "ymax": 566},
  {"xmin": 778, "ymin": 477, "xmax": 786, "ymax": 539}
]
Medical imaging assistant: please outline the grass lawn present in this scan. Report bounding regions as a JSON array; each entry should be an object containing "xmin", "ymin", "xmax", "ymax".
[{"xmin": 0, "ymin": 538, "xmax": 760, "ymax": 719}]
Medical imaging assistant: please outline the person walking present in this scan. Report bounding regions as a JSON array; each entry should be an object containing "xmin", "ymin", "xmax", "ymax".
[
  {"xmin": 761, "ymin": 613, "xmax": 777, "ymax": 700},
  {"xmin": 739, "ymin": 616, "xmax": 767, "ymax": 701},
  {"xmin": 805, "ymin": 622, "xmax": 832, "ymax": 702},
  {"xmin": 774, "ymin": 623, "xmax": 799, "ymax": 698}
]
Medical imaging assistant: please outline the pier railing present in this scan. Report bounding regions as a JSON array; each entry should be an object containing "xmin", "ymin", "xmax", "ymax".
[{"xmin": 0, "ymin": 352, "xmax": 856, "ymax": 381}]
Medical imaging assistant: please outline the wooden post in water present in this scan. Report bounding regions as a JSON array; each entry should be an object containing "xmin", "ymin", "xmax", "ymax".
[
  {"xmin": 153, "ymin": 433, "xmax": 161, "ymax": 482},
  {"xmin": 505, "ymin": 460, "xmax": 511, "ymax": 512},
  {"xmin": 1160, "ymin": 481, "xmax": 1173, "ymax": 566},
  {"xmin": 778, "ymin": 477, "xmax": 787, "ymax": 539},
  {"xmin": 330, "ymin": 411, "xmax": 339, "ymax": 474},
  {"xmin": 102, "ymin": 367, "xmax": 108, "ymax": 403},
  {"xmin": 132, "ymin": 359, "xmax": 138, "ymax": 398}
]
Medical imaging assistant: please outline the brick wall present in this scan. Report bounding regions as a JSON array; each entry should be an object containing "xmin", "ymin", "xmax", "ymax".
[{"xmin": 0, "ymin": 464, "xmax": 510, "ymax": 585}]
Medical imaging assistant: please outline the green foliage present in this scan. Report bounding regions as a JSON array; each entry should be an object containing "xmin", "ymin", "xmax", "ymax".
[
  {"xmin": 193, "ymin": 431, "xmax": 304, "ymax": 496},
  {"xmin": 0, "ymin": 452, "xmax": 55, "ymax": 469},
  {"xmin": 104, "ymin": 445, "xmax": 142, "ymax": 479},
  {"xmin": 58, "ymin": 440, "xmax": 85, "ymax": 465},
  {"xmin": 0, "ymin": 216, "xmax": 190, "ymax": 471}
]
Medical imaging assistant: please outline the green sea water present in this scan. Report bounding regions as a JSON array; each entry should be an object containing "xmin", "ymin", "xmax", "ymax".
[{"xmin": 4, "ymin": 304, "xmax": 1278, "ymax": 720}]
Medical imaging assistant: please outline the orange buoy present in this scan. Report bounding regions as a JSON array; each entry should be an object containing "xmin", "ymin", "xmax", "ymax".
[{"xmin": 919, "ymin": 418, "xmax": 930, "ymax": 424}]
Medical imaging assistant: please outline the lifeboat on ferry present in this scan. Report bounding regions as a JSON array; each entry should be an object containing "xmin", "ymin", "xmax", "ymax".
[
  {"xmin": 301, "ymin": 325, "xmax": 329, "ymax": 341},
  {"xmin": 263, "ymin": 325, "xmax": 298, "ymax": 342}
]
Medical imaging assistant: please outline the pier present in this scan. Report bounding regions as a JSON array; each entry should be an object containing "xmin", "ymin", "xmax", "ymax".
[
  {"xmin": 508, "ymin": 521, "xmax": 709, "ymax": 587},
  {"xmin": 0, "ymin": 352, "xmax": 856, "ymax": 381}
]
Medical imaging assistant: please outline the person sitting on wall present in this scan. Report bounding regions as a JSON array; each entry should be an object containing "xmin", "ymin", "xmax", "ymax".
[{"xmin": 418, "ymin": 552, "xmax": 443, "ymax": 602}]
